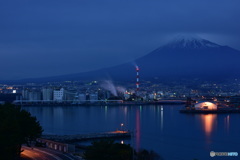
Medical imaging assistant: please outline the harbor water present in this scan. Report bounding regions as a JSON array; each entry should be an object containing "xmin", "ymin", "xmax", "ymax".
[{"xmin": 22, "ymin": 105, "xmax": 240, "ymax": 160}]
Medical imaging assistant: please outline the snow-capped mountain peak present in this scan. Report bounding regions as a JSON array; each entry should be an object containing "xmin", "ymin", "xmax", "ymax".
[{"xmin": 165, "ymin": 34, "xmax": 221, "ymax": 49}]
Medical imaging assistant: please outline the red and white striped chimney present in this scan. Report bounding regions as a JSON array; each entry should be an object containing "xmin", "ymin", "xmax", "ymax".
[{"xmin": 136, "ymin": 66, "xmax": 140, "ymax": 93}]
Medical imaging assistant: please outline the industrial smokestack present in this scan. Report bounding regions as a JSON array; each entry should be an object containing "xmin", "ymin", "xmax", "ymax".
[{"xmin": 136, "ymin": 66, "xmax": 140, "ymax": 94}]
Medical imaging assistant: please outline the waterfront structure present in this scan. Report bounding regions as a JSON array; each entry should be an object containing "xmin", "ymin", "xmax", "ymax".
[
  {"xmin": 89, "ymin": 93, "xmax": 98, "ymax": 103},
  {"xmin": 78, "ymin": 93, "xmax": 86, "ymax": 103},
  {"xmin": 124, "ymin": 92, "xmax": 131, "ymax": 100},
  {"xmin": 28, "ymin": 91, "xmax": 41, "ymax": 101},
  {"xmin": 53, "ymin": 88, "xmax": 64, "ymax": 102},
  {"xmin": 194, "ymin": 102, "xmax": 217, "ymax": 110},
  {"xmin": 104, "ymin": 91, "xmax": 111, "ymax": 99},
  {"xmin": 42, "ymin": 88, "xmax": 53, "ymax": 101},
  {"xmin": 22, "ymin": 89, "xmax": 41, "ymax": 101},
  {"xmin": 22, "ymin": 89, "xmax": 29, "ymax": 100},
  {"xmin": 148, "ymin": 93, "xmax": 156, "ymax": 100},
  {"xmin": 229, "ymin": 95, "xmax": 240, "ymax": 108},
  {"xmin": 64, "ymin": 90, "xmax": 76, "ymax": 101},
  {"xmin": 37, "ymin": 138, "xmax": 75, "ymax": 153}
]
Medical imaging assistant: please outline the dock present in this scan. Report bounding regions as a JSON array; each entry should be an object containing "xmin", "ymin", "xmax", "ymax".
[{"xmin": 41, "ymin": 130, "xmax": 131, "ymax": 143}]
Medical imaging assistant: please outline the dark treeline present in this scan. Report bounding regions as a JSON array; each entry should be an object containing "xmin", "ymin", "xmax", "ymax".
[
  {"xmin": 83, "ymin": 140, "xmax": 163, "ymax": 160},
  {"xmin": 0, "ymin": 104, "xmax": 43, "ymax": 160}
]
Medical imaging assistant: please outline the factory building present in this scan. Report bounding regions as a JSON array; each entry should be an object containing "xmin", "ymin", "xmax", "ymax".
[
  {"xmin": 22, "ymin": 89, "xmax": 41, "ymax": 101},
  {"xmin": 53, "ymin": 88, "xmax": 64, "ymax": 102},
  {"xmin": 64, "ymin": 90, "xmax": 76, "ymax": 101},
  {"xmin": 28, "ymin": 91, "xmax": 41, "ymax": 101},
  {"xmin": 78, "ymin": 93, "xmax": 86, "ymax": 103},
  {"xmin": 42, "ymin": 88, "xmax": 53, "ymax": 101},
  {"xmin": 89, "ymin": 93, "xmax": 98, "ymax": 103}
]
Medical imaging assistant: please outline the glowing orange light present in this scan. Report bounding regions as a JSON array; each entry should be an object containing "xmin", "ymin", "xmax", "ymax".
[{"xmin": 201, "ymin": 114, "xmax": 216, "ymax": 137}]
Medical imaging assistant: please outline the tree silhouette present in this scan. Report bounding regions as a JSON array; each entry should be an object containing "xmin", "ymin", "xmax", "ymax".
[
  {"xmin": 0, "ymin": 104, "xmax": 43, "ymax": 159},
  {"xmin": 83, "ymin": 140, "xmax": 162, "ymax": 160},
  {"xmin": 84, "ymin": 140, "xmax": 132, "ymax": 160}
]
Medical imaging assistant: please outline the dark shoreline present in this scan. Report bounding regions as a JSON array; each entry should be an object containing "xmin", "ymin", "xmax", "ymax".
[
  {"xmin": 179, "ymin": 109, "xmax": 240, "ymax": 114},
  {"xmin": 15, "ymin": 100, "xmax": 185, "ymax": 107}
]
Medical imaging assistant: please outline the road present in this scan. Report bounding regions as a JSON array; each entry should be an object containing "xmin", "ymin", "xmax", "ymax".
[{"xmin": 21, "ymin": 146, "xmax": 81, "ymax": 160}]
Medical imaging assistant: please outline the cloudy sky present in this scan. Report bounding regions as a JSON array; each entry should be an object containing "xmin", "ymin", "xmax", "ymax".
[{"xmin": 1, "ymin": 0, "xmax": 240, "ymax": 80}]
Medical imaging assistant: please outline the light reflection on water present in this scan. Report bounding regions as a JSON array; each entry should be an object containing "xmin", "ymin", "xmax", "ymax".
[
  {"xmin": 135, "ymin": 108, "xmax": 141, "ymax": 152},
  {"xmin": 200, "ymin": 114, "xmax": 217, "ymax": 137},
  {"xmin": 22, "ymin": 105, "xmax": 240, "ymax": 160}
]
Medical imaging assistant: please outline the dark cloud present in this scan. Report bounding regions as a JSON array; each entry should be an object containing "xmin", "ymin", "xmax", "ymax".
[{"xmin": 0, "ymin": 0, "xmax": 240, "ymax": 79}]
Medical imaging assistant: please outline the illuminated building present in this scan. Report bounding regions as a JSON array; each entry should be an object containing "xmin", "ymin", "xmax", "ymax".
[{"xmin": 194, "ymin": 102, "xmax": 217, "ymax": 110}]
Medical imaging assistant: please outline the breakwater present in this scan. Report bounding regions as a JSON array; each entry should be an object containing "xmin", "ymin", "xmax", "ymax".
[{"xmin": 42, "ymin": 131, "xmax": 131, "ymax": 143}]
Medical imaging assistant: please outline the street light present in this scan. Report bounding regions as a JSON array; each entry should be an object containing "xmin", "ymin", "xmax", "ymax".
[{"xmin": 121, "ymin": 123, "xmax": 124, "ymax": 132}]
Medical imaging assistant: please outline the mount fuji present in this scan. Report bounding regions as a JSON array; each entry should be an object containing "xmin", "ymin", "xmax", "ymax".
[
  {"xmin": 17, "ymin": 35, "xmax": 240, "ymax": 82},
  {"xmin": 82, "ymin": 35, "xmax": 240, "ymax": 81},
  {"xmin": 132, "ymin": 35, "xmax": 240, "ymax": 80}
]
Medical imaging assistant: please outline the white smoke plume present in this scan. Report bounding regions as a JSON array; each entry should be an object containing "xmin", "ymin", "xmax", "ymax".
[
  {"xmin": 100, "ymin": 80, "xmax": 118, "ymax": 96},
  {"xmin": 116, "ymin": 86, "xmax": 126, "ymax": 93}
]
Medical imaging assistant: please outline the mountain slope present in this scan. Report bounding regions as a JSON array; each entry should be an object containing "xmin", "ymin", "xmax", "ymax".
[
  {"xmin": 12, "ymin": 35, "xmax": 240, "ymax": 83},
  {"xmin": 134, "ymin": 36, "xmax": 240, "ymax": 79}
]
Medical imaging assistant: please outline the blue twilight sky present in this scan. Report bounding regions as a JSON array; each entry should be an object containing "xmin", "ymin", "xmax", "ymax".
[{"xmin": 1, "ymin": 0, "xmax": 240, "ymax": 80}]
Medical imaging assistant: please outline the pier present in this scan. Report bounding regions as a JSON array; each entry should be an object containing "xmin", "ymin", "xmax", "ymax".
[{"xmin": 41, "ymin": 130, "xmax": 131, "ymax": 143}]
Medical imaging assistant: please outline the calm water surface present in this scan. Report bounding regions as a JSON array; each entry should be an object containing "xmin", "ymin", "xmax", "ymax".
[{"xmin": 22, "ymin": 105, "xmax": 240, "ymax": 160}]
